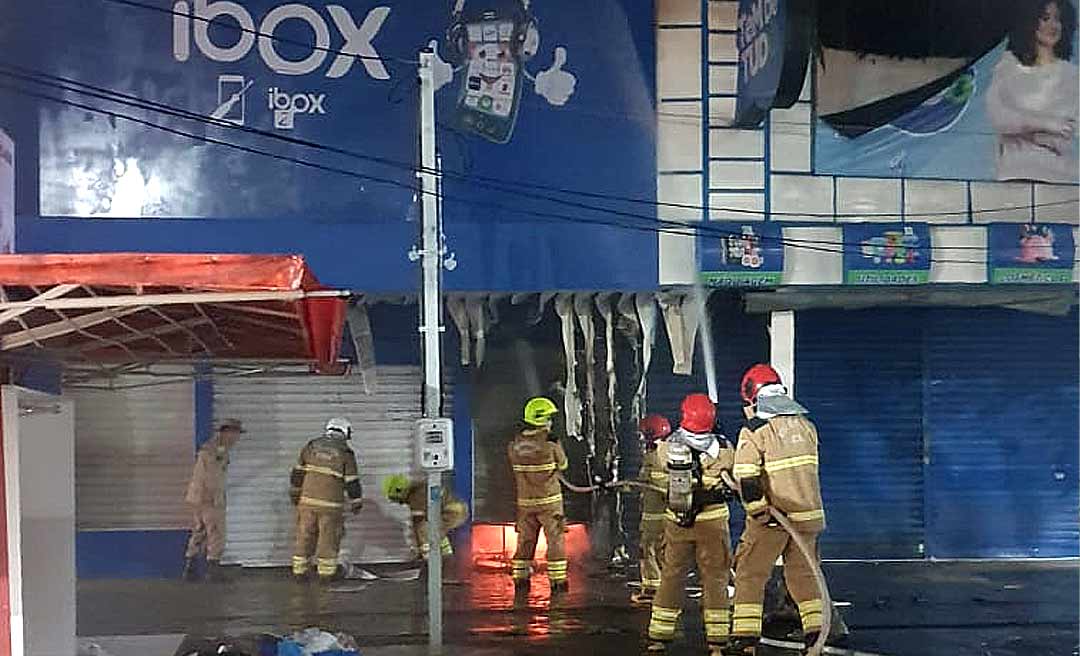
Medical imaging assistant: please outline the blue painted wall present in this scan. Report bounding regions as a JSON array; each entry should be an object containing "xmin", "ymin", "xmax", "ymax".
[
  {"xmin": 77, "ymin": 530, "xmax": 190, "ymax": 579},
  {"xmin": 17, "ymin": 215, "xmax": 658, "ymax": 292}
]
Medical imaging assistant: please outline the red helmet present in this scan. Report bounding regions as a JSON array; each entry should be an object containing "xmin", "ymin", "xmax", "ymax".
[
  {"xmin": 680, "ymin": 393, "xmax": 716, "ymax": 434},
  {"xmin": 741, "ymin": 363, "xmax": 783, "ymax": 404},
  {"xmin": 639, "ymin": 414, "xmax": 672, "ymax": 443}
]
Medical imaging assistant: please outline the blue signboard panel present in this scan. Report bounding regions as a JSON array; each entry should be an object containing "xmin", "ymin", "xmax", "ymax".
[
  {"xmin": 842, "ymin": 223, "xmax": 931, "ymax": 285},
  {"xmin": 0, "ymin": 0, "xmax": 656, "ymax": 225},
  {"xmin": 698, "ymin": 222, "xmax": 783, "ymax": 287},
  {"xmin": 989, "ymin": 223, "xmax": 1076, "ymax": 284},
  {"xmin": 735, "ymin": 0, "xmax": 787, "ymax": 127}
]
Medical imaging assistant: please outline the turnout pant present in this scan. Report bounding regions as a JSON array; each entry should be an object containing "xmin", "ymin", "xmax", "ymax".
[
  {"xmin": 638, "ymin": 516, "xmax": 665, "ymax": 595},
  {"xmin": 648, "ymin": 507, "xmax": 732, "ymax": 647},
  {"xmin": 292, "ymin": 506, "xmax": 345, "ymax": 579},
  {"xmin": 732, "ymin": 520, "xmax": 822, "ymax": 638},
  {"xmin": 185, "ymin": 504, "xmax": 226, "ymax": 560},
  {"xmin": 511, "ymin": 503, "xmax": 567, "ymax": 584}
]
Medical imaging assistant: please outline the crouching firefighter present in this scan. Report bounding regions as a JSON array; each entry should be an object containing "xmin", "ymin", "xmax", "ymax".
[
  {"xmin": 290, "ymin": 417, "xmax": 364, "ymax": 583},
  {"xmin": 729, "ymin": 364, "xmax": 826, "ymax": 655},
  {"xmin": 648, "ymin": 394, "xmax": 735, "ymax": 655},
  {"xmin": 384, "ymin": 473, "xmax": 470, "ymax": 579},
  {"xmin": 508, "ymin": 397, "xmax": 570, "ymax": 595},
  {"xmin": 632, "ymin": 414, "xmax": 673, "ymax": 605}
]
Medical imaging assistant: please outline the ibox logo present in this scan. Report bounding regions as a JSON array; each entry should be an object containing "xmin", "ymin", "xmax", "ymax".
[
  {"xmin": 268, "ymin": 87, "xmax": 326, "ymax": 130},
  {"xmin": 173, "ymin": 0, "xmax": 391, "ymax": 79}
]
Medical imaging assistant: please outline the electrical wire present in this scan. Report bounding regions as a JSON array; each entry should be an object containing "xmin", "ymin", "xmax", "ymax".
[
  {"xmin": 2, "ymin": 60, "xmax": 1075, "ymax": 234},
  {"xmin": 2, "ymin": 73, "xmax": 1077, "ymax": 265}
]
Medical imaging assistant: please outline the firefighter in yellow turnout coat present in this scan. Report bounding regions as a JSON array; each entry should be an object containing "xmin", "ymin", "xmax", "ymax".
[
  {"xmin": 290, "ymin": 417, "xmax": 364, "ymax": 582},
  {"xmin": 729, "ymin": 364, "xmax": 827, "ymax": 655},
  {"xmin": 633, "ymin": 414, "xmax": 673, "ymax": 605},
  {"xmin": 383, "ymin": 474, "xmax": 469, "ymax": 565},
  {"xmin": 648, "ymin": 394, "xmax": 735, "ymax": 655},
  {"xmin": 508, "ymin": 397, "xmax": 570, "ymax": 594}
]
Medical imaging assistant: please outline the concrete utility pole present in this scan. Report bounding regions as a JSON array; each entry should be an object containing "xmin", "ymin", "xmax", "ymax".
[{"xmin": 418, "ymin": 49, "xmax": 444, "ymax": 652}]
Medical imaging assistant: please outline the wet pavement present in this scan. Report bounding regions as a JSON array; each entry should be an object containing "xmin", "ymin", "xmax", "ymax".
[{"xmin": 78, "ymin": 560, "xmax": 1079, "ymax": 656}]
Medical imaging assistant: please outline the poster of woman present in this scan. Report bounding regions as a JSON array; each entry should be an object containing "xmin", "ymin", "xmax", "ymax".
[
  {"xmin": 814, "ymin": 0, "xmax": 1079, "ymax": 184},
  {"xmin": 986, "ymin": 0, "xmax": 1079, "ymax": 183}
]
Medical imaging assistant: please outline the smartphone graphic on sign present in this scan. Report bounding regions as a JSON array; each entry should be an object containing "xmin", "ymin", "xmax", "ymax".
[
  {"xmin": 214, "ymin": 75, "xmax": 249, "ymax": 126},
  {"xmin": 454, "ymin": 13, "xmax": 523, "ymax": 144}
]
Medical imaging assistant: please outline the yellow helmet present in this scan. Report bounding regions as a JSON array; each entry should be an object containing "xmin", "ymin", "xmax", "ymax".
[
  {"xmin": 383, "ymin": 474, "xmax": 411, "ymax": 502},
  {"xmin": 523, "ymin": 397, "xmax": 558, "ymax": 427}
]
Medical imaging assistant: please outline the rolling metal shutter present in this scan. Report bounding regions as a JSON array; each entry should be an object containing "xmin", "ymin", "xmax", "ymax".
[
  {"xmin": 69, "ymin": 371, "xmax": 195, "ymax": 530},
  {"xmin": 215, "ymin": 367, "xmax": 425, "ymax": 566},
  {"xmin": 923, "ymin": 307, "xmax": 1079, "ymax": 558},
  {"xmin": 796, "ymin": 309, "xmax": 926, "ymax": 559}
]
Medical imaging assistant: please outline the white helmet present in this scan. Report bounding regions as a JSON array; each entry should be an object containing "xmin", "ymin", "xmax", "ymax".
[{"xmin": 325, "ymin": 416, "xmax": 352, "ymax": 440}]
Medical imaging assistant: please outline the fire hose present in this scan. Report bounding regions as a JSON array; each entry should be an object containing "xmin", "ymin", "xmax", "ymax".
[
  {"xmin": 720, "ymin": 470, "xmax": 832, "ymax": 656},
  {"xmin": 558, "ymin": 472, "xmax": 832, "ymax": 656}
]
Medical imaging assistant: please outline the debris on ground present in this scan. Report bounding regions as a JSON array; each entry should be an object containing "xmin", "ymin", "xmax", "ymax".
[
  {"xmin": 77, "ymin": 641, "xmax": 113, "ymax": 656},
  {"xmin": 277, "ymin": 628, "xmax": 359, "ymax": 656}
]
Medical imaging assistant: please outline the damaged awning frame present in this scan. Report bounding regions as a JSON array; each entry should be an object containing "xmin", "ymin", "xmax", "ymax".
[{"xmin": 0, "ymin": 253, "xmax": 350, "ymax": 374}]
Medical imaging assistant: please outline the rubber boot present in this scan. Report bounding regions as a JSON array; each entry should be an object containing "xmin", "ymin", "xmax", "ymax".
[
  {"xmin": 206, "ymin": 560, "xmax": 226, "ymax": 583},
  {"xmin": 181, "ymin": 558, "xmax": 198, "ymax": 582},
  {"xmin": 724, "ymin": 637, "xmax": 758, "ymax": 656},
  {"xmin": 550, "ymin": 579, "xmax": 569, "ymax": 596},
  {"xmin": 803, "ymin": 631, "xmax": 821, "ymax": 653}
]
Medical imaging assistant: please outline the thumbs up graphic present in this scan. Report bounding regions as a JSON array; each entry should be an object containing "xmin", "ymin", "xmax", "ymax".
[
  {"xmin": 534, "ymin": 46, "xmax": 577, "ymax": 106},
  {"xmin": 427, "ymin": 39, "xmax": 455, "ymax": 93}
]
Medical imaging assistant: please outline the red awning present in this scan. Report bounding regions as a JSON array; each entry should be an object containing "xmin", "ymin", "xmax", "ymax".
[{"xmin": 0, "ymin": 254, "xmax": 348, "ymax": 366}]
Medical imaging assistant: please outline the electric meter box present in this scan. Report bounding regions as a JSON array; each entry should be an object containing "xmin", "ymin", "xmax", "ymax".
[{"xmin": 417, "ymin": 418, "xmax": 454, "ymax": 471}]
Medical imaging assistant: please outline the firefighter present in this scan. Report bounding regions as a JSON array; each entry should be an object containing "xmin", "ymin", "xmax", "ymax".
[
  {"xmin": 508, "ymin": 397, "xmax": 570, "ymax": 595},
  {"xmin": 290, "ymin": 417, "xmax": 364, "ymax": 583},
  {"xmin": 729, "ymin": 364, "xmax": 826, "ymax": 655},
  {"xmin": 631, "ymin": 414, "xmax": 673, "ymax": 606},
  {"xmin": 648, "ymin": 394, "xmax": 735, "ymax": 655},
  {"xmin": 383, "ymin": 473, "xmax": 470, "ymax": 576},
  {"xmin": 182, "ymin": 418, "xmax": 244, "ymax": 582}
]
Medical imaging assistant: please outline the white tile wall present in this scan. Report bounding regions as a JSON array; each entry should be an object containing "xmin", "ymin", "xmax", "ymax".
[
  {"xmin": 657, "ymin": 29, "xmax": 703, "ymax": 99},
  {"xmin": 709, "ymin": 129, "xmax": 764, "ymax": 159},
  {"xmin": 771, "ymin": 175, "xmax": 834, "ymax": 222},
  {"xmin": 770, "ymin": 132, "xmax": 812, "ymax": 173},
  {"xmin": 658, "ymin": 102, "xmax": 703, "ymax": 171},
  {"xmin": 658, "ymin": 0, "xmax": 702, "ymax": 25},
  {"xmin": 783, "ymin": 227, "xmax": 843, "ymax": 284},
  {"xmin": 658, "ymin": 174, "xmax": 705, "ymax": 222},
  {"xmin": 971, "ymin": 181, "xmax": 1033, "ymax": 223},
  {"xmin": 708, "ymin": 97, "xmax": 736, "ymax": 126},
  {"xmin": 929, "ymin": 226, "xmax": 987, "ymax": 284},
  {"xmin": 836, "ymin": 178, "xmax": 902, "ymax": 222},
  {"xmin": 708, "ymin": 33, "xmax": 737, "ymax": 63},
  {"xmin": 904, "ymin": 180, "xmax": 969, "ymax": 224},
  {"xmin": 708, "ymin": 192, "xmax": 765, "ymax": 222},
  {"xmin": 659, "ymin": 231, "xmax": 698, "ymax": 285},
  {"xmin": 710, "ymin": 160, "xmax": 766, "ymax": 189},
  {"xmin": 1034, "ymin": 184, "xmax": 1080, "ymax": 224},
  {"xmin": 707, "ymin": 1, "xmax": 737, "ymax": 29},
  {"xmin": 708, "ymin": 64, "xmax": 738, "ymax": 95}
]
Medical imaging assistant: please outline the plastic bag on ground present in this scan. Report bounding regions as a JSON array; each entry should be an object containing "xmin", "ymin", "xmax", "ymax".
[{"xmin": 277, "ymin": 629, "xmax": 358, "ymax": 656}]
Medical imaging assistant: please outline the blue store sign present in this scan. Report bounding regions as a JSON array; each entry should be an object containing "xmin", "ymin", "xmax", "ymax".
[
  {"xmin": 698, "ymin": 222, "xmax": 783, "ymax": 287},
  {"xmin": 733, "ymin": 0, "xmax": 812, "ymax": 128},
  {"xmin": 989, "ymin": 223, "xmax": 1076, "ymax": 284},
  {"xmin": 842, "ymin": 223, "xmax": 931, "ymax": 285},
  {"xmin": 1, "ymin": 0, "xmax": 656, "ymax": 225}
]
